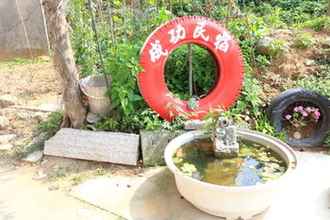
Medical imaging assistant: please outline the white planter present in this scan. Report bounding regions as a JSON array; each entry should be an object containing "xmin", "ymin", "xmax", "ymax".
[
  {"xmin": 164, "ymin": 129, "xmax": 297, "ymax": 220},
  {"xmin": 80, "ymin": 75, "xmax": 111, "ymax": 117}
]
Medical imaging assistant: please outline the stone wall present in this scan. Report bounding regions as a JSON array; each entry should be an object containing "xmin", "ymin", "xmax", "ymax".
[{"xmin": 0, "ymin": 0, "xmax": 49, "ymax": 59}]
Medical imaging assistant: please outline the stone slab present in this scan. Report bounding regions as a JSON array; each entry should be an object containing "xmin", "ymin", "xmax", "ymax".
[
  {"xmin": 71, "ymin": 152, "xmax": 330, "ymax": 220},
  {"xmin": 44, "ymin": 128, "xmax": 139, "ymax": 166},
  {"xmin": 140, "ymin": 130, "xmax": 183, "ymax": 166},
  {"xmin": 22, "ymin": 150, "xmax": 43, "ymax": 163}
]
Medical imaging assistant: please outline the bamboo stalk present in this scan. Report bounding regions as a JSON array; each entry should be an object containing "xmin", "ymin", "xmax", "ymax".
[
  {"xmin": 108, "ymin": 2, "xmax": 116, "ymax": 46},
  {"xmin": 188, "ymin": 44, "xmax": 193, "ymax": 97},
  {"xmin": 87, "ymin": 0, "xmax": 112, "ymax": 99}
]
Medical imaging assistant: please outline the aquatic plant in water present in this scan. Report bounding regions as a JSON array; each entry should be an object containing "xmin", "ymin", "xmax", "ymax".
[{"xmin": 173, "ymin": 140, "xmax": 287, "ymax": 186}]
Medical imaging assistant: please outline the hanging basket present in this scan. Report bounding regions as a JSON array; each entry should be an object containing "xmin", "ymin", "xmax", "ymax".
[{"xmin": 79, "ymin": 75, "xmax": 111, "ymax": 117}]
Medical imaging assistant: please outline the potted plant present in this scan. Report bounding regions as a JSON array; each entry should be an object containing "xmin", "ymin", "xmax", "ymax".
[{"xmin": 283, "ymin": 105, "xmax": 321, "ymax": 140}]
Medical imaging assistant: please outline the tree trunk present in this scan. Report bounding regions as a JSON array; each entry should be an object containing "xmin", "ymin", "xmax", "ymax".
[{"xmin": 42, "ymin": 0, "xmax": 86, "ymax": 128}]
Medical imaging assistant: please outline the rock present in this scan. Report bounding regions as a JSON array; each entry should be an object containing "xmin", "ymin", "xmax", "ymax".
[
  {"xmin": 0, "ymin": 116, "xmax": 9, "ymax": 129},
  {"xmin": 86, "ymin": 112, "xmax": 101, "ymax": 124},
  {"xmin": 44, "ymin": 128, "xmax": 139, "ymax": 166},
  {"xmin": 22, "ymin": 150, "xmax": 43, "ymax": 163},
  {"xmin": 31, "ymin": 132, "xmax": 48, "ymax": 146},
  {"xmin": 0, "ymin": 134, "xmax": 16, "ymax": 144},
  {"xmin": 304, "ymin": 59, "xmax": 315, "ymax": 66},
  {"xmin": 256, "ymin": 37, "xmax": 274, "ymax": 55},
  {"xmin": 0, "ymin": 95, "xmax": 17, "ymax": 108},
  {"xmin": 140, "ymin": 130, "xmax": 183, "ymax": 166},
  {"xmin": 184, "ymin": 120, "xmax": 205, "ymax": 130},
  {"xmin": 0, "ymin": 143, "xmax": 13, "ymax": 151}
]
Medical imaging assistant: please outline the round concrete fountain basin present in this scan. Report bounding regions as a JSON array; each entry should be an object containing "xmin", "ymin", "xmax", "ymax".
[{"xmin": 164, "ymin": 129, "xmax": 297, "ymax": 220}]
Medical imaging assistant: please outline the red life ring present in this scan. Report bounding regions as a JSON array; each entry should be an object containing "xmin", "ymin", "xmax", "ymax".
[{"xmin": 138, "ymin": 16, "xmax": 244, "ymax": 121}]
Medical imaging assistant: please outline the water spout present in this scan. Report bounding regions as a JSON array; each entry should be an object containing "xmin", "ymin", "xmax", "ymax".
[{"xmin": 213, "ymin": 117, "xmax": 239, "ymax": 158}]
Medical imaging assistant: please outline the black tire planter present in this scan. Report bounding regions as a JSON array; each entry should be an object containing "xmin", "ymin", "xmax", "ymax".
[{"xmin": 268, "ymin": 88, "xmax": 330, "ymax": 147}]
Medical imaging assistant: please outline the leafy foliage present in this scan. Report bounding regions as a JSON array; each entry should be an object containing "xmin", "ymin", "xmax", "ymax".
[
  {"xmin": 165, "ymin": 44, "xmax": 217, "ymax": 100},
  {"xmin": 296, "ymin": 70, "xmax": 330, "ymax": 98},
  {"xmin": 245, "ymin": 0, "xmax": 328, "ymax": 24},
  {"xmin": 299, "ymin": 16, "xmax": 330, "ymax": 32},
  {"xmin": 38, "ymin": 112, "xmax": 63, "ymax": 136},
  {"xmin": 68, "ymin": 0, "xmax": 329, "ymax": 139}
]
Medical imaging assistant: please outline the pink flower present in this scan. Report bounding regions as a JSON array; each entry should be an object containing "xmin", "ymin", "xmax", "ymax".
[
  {"xmin": 301, "ymin": 111, "xmax": 308, "ymax": 117},
  {"xmin": 306, "ymin": 107, "xmax": 312, "ymax": 113},
  {"xmin": 285, "ymin": 114, "xmax": 292, "ymax": 120},
  {"xmin": 297, "ymin": 106, "xmax": 304, "ymax": 111},
  {"xmin": 294, "ymin": 107, "xmax": 299, "ymax": 112},
  {"xmin": 313, "ymin": 111, "xmax": 321, "ymax": 120}
]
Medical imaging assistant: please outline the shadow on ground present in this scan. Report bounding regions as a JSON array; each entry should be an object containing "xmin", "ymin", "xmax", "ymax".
[{"xmin": 129, "ymin": 168, "xmax": 223, "ymax": 220}]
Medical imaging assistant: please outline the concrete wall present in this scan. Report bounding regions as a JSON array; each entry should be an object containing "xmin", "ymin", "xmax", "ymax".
[{"xmin": 0, "ymin": 0, "xmax": 49, "ymax": 60}]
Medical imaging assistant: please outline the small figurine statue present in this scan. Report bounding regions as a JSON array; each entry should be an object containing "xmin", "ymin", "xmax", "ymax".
[{"xmin": 213, "ymin": 117, "xmax": 239, "ymax": 158}]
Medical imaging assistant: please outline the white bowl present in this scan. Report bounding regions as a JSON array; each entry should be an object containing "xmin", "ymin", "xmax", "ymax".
[{"xmin": 164, "ymin": 129, "xmax": 297, "ymax": 220}]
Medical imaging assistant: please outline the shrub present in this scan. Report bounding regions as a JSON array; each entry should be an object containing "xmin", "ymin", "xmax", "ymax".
[
  {"xmin": 293, "ymin": 32, "xmax": 315, "ymax": 49},
  {"xmin": 229, "ymin": 71, "xmax": 264, "ymax": 118},
  {"xmin": 165, "ymin": 44, "xmax": 217, "ymax": 100},
  {"xmin": 296, "ymin": 75, "xmax": 330, "ymax": 98},
  {"xmin": 68, "ymin": 0, "xmax": 329, "ymax": 134},
  {"xmin": 300, "ymin": 16, "xmax": 330, "ymax": 32},
  {"xmin": 271, "ymin": 0, "xmax": 327, "ymax": 24},
  {"xmin": 295, "ymin": 63, "xmax": 330, "ymax": 98},
  {"xmin": 38, "ymin": 112, "xmax": 63, "ymax": 136}
]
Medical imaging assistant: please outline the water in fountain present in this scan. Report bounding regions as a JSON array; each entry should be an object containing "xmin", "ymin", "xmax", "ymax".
[{"xmin": 173, "ymin": 139, "xmax": 287, "ymax": 186}]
